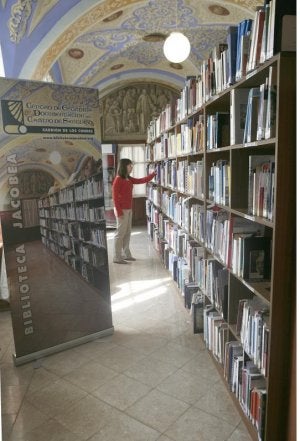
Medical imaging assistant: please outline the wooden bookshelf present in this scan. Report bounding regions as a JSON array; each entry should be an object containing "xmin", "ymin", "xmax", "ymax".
[
  {"xmin": 145, "ymin": 52, "xmax": 295, "ymax": 441},
  {"xmin": 38, "ymin": 172, "xmax": 109, "ymax": 291}
]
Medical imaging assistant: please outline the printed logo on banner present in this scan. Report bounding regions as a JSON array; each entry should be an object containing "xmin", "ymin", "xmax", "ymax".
[{"xmin": 1, "ymin": 100, "xmax": 28, "ymax": 134}]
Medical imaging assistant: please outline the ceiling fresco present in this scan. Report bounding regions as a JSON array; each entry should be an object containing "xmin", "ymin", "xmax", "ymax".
[{"xmin": 0, "ymin": 0, "xmax": 261, "ymax": 96}]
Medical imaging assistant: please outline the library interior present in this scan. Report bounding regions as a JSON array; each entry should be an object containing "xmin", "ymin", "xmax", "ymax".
[{"xmin": 0, "ymin": 1, "xmax": 296, "ymax": 441}]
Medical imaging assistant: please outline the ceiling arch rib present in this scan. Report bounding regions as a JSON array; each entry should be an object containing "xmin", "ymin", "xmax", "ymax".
[{"xmin": 10, "ymin": 0, "xmax": 260, "ymax": 97}]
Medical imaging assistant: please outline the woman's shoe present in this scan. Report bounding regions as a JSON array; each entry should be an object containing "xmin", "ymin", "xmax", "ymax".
[
  {"xmin": 113, "ymin": 259, "xmax": 128, "ymax": 264},
  {"xmin": 124, "ymin": 257, "xmax": 136, "ymax": 261}
]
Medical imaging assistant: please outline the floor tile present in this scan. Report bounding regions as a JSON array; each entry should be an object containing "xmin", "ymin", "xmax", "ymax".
[
  {"xmin": 53, "ymin": 394, "xmax": 119, "ymax": 440},
  {"xmin": 9, "ymin": 419, "xmax": 83, "ymax": 441},
  {"xmin": 63, "ymin": 360, "xmax": 118, "ymax": 393},
  {"xmin": 93, "ymin": 345, "xmax": 145, "ymax": 372},
  {"xmin": 0, "ymin": 227, "xmax": 254, "ymax": 441},
  {"xmin": 9, "ymin": 400, "xmax": 49, "ymax": 438},
  {"xmin": 226, "ymin": 421, "xmax": 253, "ymax": 441},
  {"xmin": 26, "ymin": 378, "xmax": 87, "ymax": 418},
  {"xmin": 150, "ymin": 342, "xmax": 198, "ymax": 368},
  {"xmin": 124, "ymin": 354, "xmax": 178, "ymax": 387},
  {"xmin": 181, "ymin": 352, "xmax": 221, "ymax": 382},
  {"xmin": 194, "ymin": 380, "xmax": 241, "ymax": 426},
  {"xmin": 1, "ymin": 414, "xmax": 17, "ymax": 440},
  {"xmin": 126, "ymin": 389, "xmax": 189, "ymax": 433},
  {"xmin": 92, "ymin": 373, "xmax": 151, "ymax": 410},
  {"xmin": 0, "ymin": 362, "xmax": 34, "ymax": 387},
  {"xmin": 26, "ymin": 367, "xmax": 60, "ymax": 396},
  {"xmin": 165, "ymin": 406, "xmax": 236, "ymax": 441},
  {"xmin": 39, "ymin": 348, "xmax": 90, "ymax": 377},
  {"xmin": 87, "ymin": 411, "xmax": 160, "ymax": 441},
  {"xmin": 1, "ymin": 384, "xmax": 28, "ymax": 415},
  {"xmin": 71, "ymin": 338, "xmax": 117, "ymax": 359},
  {"xmin": 170, "ymin": 331, "xmax": 206, "ymax": 352},
  {"xmin": 116, "ymin": 331, "xmax": 169, "ymax": 355},
  {"xmin": 156, "ymin": 368, "xmax": 215, "ymax": 405}
]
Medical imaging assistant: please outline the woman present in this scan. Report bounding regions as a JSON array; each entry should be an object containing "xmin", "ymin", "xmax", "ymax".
[{"xmin": 112, "ymin": 158, "xmax": 156, "ymax": 264}]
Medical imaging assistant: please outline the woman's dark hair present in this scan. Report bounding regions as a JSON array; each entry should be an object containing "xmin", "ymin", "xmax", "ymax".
[{"xmin": 117, "ymin": 158, "xmax": 132, "ymax": 178}]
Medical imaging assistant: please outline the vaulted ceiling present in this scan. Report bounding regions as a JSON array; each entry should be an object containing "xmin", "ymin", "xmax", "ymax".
[{"xmin": 0, "ymin": 0, "xmax": 261, "ymax": 96}]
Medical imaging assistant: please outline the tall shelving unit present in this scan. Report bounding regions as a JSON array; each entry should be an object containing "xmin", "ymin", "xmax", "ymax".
[
  {"xmin": 38, "ymin": 172, "xmax": 109, "ymax": 292},
  {"xmin": 145, "ymin": 52, "xmax": 295, "ymax": 441}
]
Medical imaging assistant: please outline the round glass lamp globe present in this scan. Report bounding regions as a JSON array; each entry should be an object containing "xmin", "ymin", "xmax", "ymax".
[
  {"xmin": 49, "ymin": 150, "xmax": 62, "ymax": 165},
  {"xmin": 163, "ymin": 32, "xmax": 191, "ymax": 63}
]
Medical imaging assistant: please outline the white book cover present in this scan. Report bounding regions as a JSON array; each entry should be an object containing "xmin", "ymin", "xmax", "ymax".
[{"xmin": 230, "ymin": 88, "xmax": 250, "ymax": 145}]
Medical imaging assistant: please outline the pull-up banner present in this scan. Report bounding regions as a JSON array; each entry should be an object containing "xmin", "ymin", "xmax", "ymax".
[{"xmin": 0, "ymin": 78, "xmax": 113, "ymax": 365}]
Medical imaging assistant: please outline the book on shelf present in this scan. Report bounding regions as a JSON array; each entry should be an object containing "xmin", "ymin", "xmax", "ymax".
[
  {"xmin": 184, "ymin": 281, "xmax": 200, "ymax": 310},
  {"xmin": 227, "ymin": 26, "xmax": 238, "ymax": 85},
  {"xmin": 224, "ymin": 340, "xmax": 243, "ymax": 387},
  {"xmin": 243, "ymin": 87, "xmax": 261, "ymax": 143},
  {"xmin": 191, "ymin": 291, "xmax": 204, "ymax": 334},
  {"xmin": 256, "ymin": 79, "xmax": 269, "ymax": 141},
  {"xmin": 248, "ymin": 154, "xmax": 275, "ymax": 219},
  {"xmin": 236, "ymin": 19, "xmax": 253, "ymax": 80},
  {"xmin": 265, "ymin": 65, "xmax": 277, "ymax": 139},
  {"xmin": 230, "ymin": 88, "xmax": 250, "ymax": 145},
  {"xmin": 242, "ymin": 235, "xmax": 271, "ymax": 281},
  {"xmin": 227, "ymin": 216, "xmax": 264, "ymax": 269},
  {"xmin": 236, "ymin": 299, "xmax": 248, "ymax": 336}
]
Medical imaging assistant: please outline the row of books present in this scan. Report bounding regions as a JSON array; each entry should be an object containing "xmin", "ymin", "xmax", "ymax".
[
  {"xmin": 238, "ymin": 298, "xmax": 269, "ymax": 376},
  {"xmin": 40, "ymin": 223, "xmax": 106, "ymax": 250},
  {"xmin": 148, "ymin": 65, "xmax": 276, "ymax": 152},
  {"xmin": 149, "ymin": 154, "xmax": 274, "ymax": 223},
  {"xmin": 208, "ymin": 160, "xmax": 230, "ymax": 206},
  {"xmin": 231, "ymin": 233, "xmax": 271, "ymax": 281},
  {"xmin": 206, "ymin": 210, "xmax": 273, "ymax": 282},
  {"xmin": 38, "ymin": 174, "xmax": 104, "ymax": 208},
  {"xmin": 149, "ymin": 159, "xmax": 205, "ymax": 198},
  {"xmin": 147, "ymin": 191, "xmax": 205, "ymax": 242},
  {"xmin": 147, "ymin": 7, "xmax": 279, "ymax": 141},
  {"xmin": 39, "ymin": 204, "xmax": 105, "ymax": 223},
  {"xmin": 41, "ymin": 234, "xmax": 107, "ymax": 276},
  {"xmin": 149, "ymin": 193, "xmax": 204, "ymax": 246},
  {"xmin": 147, "ymin": 195, "xmax": 272, "ymax": 282},
  {"xmin": 224, "ymin": 342, "xmax": 266, "ymax": 440},
  {"xmin": 203, "ymin": 305, "xmax": 228, "ymax": 363},
  {"xmin": 248, "ymin": 155, "xmax": 275, "ymax": 221},
  {"xmin": 205, "ymin": 261, "xmax": 228, "ymax": 320}
]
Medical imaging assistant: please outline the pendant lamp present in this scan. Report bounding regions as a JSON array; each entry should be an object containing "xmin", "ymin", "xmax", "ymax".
[{"xmin": 163, "ymin": 0, "xmax": 191, "ymax": 63}]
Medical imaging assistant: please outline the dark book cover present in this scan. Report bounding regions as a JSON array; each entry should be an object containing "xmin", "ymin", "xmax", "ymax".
[
  {"xmin": 242, "ymin": 235, "xmax": 271, "ymax": 280},
  {"xmin": 216, "ymin": 112, "xmax": 230, "ymax": 147}
]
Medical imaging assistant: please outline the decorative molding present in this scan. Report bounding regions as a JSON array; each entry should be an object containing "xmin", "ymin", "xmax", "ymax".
[
  {"xmin": 32, "ymin": 0, "xmax": 139, "ymax": 80},
  {"xmin": 100, "ymin": 82, "xmax": 179, "ymax": 141},
  {"xmin": 28, "ymin": 0, "xmax": 59, "ymax": 35},
  {"xmin": 8, "ymin": 0, "xmax": 35, "ymax": 43},
  {"xmin": 122, "ymin": 0, "xmax": 199, "ymax": 31}
]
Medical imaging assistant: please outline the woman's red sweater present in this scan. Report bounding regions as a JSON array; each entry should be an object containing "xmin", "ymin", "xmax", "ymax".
[
  {"xmin": 112, "ymin": 173, "xmax": 155, "ymax": 217},
  {"xmin": 112, "ymin": 172, "xmax": 156, "ymax": 217}
]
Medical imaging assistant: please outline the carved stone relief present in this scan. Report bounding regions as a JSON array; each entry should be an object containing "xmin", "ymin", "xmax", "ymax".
[{"xmin": 100, "ymin": 82, "xmax": 179, "ymax": 141}]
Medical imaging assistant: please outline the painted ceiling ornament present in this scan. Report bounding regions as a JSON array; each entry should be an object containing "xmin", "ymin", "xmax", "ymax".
[
  {"xmin": 78, "ymin": 30, "xmax": 136, "ymax": 51},
  {"xmin": 225, "ymin": 0, "xmax": 262, "ymax": 10},
  {"xmin": 32, "ymin": 0, "xmax": 138, "ymax": 80},
  {"xmin": 125, "ymin": 42, "xmax": 162, "ymax": 65},
  {"xmin": 76, "ymin": 31, "xmax": 140, "ymax": 84},
  {"xmin": 188, "ymin": 26, "xmax": 228, "ymax": 60},
  {"xmin": 8, "ymin": 0, "xmax": 36, "ymax": 43},
  {"xmin": 122, "ymin": 0, "xmax": 199, "ymax": 32}
]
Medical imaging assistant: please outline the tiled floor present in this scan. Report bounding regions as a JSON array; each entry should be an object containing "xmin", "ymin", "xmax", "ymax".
[{"xmin": 0, "ymin": 227, "xmax": 253, "ymax": 441}]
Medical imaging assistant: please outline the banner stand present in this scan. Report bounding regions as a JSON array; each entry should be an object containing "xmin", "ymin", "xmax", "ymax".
[
  {"xmin": 13, "ymin": 326, "xmax": 114, "ymax": 366},
  {"xmin": 1, "ymin": 78, "xmax": 113, "ymax": 365}
]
